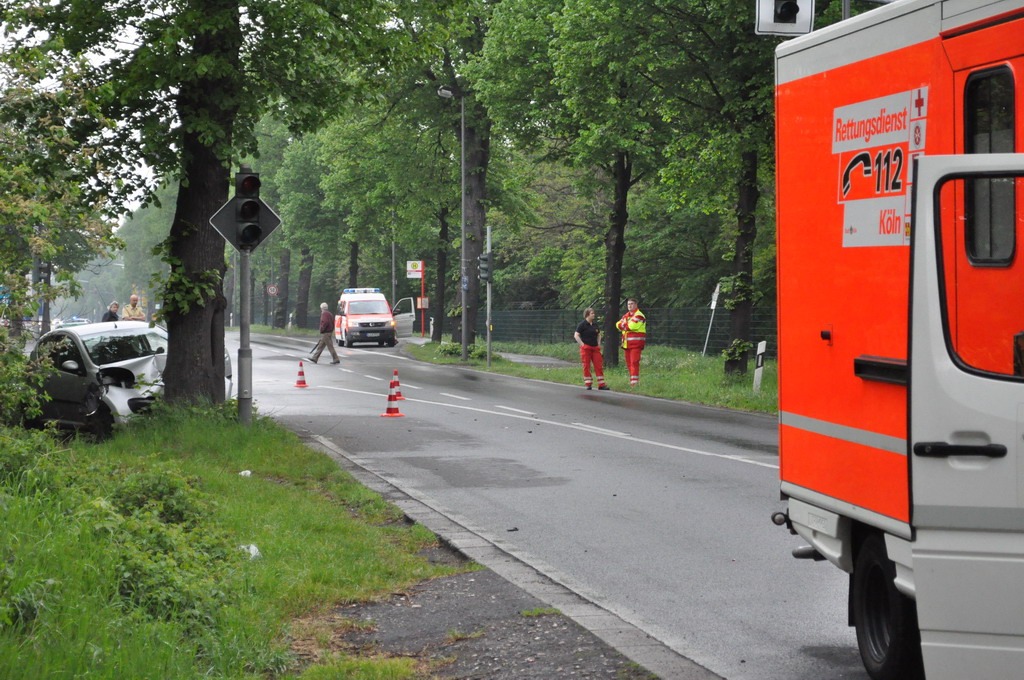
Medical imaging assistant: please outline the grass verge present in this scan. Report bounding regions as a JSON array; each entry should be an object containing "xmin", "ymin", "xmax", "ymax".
[
  {"xmin": 405, "ymin": 341, "xmax": 778, "ymax": 414},
  {"xmin": 0, "ymin": 404, "xmax": 469, "ymax": 679}
]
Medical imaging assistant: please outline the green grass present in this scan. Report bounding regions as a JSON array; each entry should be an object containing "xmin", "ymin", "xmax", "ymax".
[
  {"xmin": 407, "ymin": 341, "xmax": 778, "ymax": 414},
  {"xmin": 0, "ymin": 406, "xmax": 467, "ymax": 679}
]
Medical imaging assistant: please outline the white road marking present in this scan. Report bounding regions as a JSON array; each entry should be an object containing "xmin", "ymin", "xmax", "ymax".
[
  {"xmin": 364, "ymin": 375, "xmax": 386, "ymax": 381},
  {"xmin": 572, "ymin": 423, "xmax": 628, "ymax": 437},
  {"xmin": 317, "ymin": 385, "xmax": 777, "ymax": 470},
  {"xmin": 496, "ymin": 405, "xmax": 535, "ymax": 415}
]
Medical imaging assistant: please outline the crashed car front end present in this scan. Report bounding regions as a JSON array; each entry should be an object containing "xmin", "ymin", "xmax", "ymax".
[{"xmin": 95, "ymin": 353, "xmax": 166, "ymax": 424}]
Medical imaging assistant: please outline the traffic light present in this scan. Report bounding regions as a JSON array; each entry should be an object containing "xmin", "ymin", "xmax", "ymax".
[
  {"xmin": 774, "ymin": 0, "xmax": 799, "ymax": 23},
  {"xmin": 478, "ymin": 251, "xmax": 493, "ymax": 283},
  {"xmin": 235, "ymin": 168, "xmax": 262, "ymax": 250},
  {"xmin": 755, "ymin": 0, "xmax": 813, "ymax": 35}
]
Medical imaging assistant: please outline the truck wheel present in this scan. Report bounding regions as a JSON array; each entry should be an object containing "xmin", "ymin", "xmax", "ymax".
[{"xmin": 852, "ymin": 534, "xmax": 924, "ymax": 680}]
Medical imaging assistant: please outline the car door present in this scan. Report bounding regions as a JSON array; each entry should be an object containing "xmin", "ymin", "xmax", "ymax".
[
  {"xmin": 35, "ymin": 333, "xmax": 92, "ymax": 424},
  {"xmin": 392, "ymin": 297, "xmax": 415, "ymax": 336},
  {"xmin": 910, "ymin": 153, "xmax": 1024, "ymax": 680}
]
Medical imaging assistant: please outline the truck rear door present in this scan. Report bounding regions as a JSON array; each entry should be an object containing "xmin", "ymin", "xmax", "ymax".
[{"xmin": 910, "ymin": 152, "xmax": 1024, "ymax": 679}]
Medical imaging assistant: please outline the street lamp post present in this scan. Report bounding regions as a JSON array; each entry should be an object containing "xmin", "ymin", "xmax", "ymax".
[{"xmin": 437, "ymin": 85, "xmax": 470, "ymax": 361}]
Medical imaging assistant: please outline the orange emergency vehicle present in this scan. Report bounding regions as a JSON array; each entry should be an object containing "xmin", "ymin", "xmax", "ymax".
[{"xmin": 774, "ymin": 2, "xmax": 1024, "ymax": 679}]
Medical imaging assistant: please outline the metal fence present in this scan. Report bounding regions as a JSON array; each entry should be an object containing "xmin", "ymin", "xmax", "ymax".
[{"xmin": 471, "ymin": 307, "xmax": 777, "ymax": 358}]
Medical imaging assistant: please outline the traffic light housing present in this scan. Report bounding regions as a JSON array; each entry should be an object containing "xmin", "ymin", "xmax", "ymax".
[
  {"xmin": 478, "ymin": 252, "xmax": 493, "ymax": 283},
  {"xmin": 235, "ymin": 169, "xmax": 262, "ymax": 250},
  {"xmin": 774, "ymin": 0, "xmax": 799, "ymax": 23},
  {"xmin": 755, "ymin": 0, "xmax": 813, "ymax": 36}
]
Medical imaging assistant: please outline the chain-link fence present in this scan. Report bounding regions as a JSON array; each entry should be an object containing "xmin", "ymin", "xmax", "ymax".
[{"xmin": 471, "ymin": 307, "xmax": 777, "ymax": 358}]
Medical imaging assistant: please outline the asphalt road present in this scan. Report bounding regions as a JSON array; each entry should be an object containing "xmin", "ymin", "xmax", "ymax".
[{"xmin": 233, "ymin": 332, "xmax": 870, "ymax": 680}]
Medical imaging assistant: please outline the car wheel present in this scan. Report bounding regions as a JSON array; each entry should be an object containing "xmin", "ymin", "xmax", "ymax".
[
  {"xmin": 388, "ymin": 339, "xmax": 398, "ymax": 347},
  {"xmin": 345, "ymin": 338, "xmax": 354, "ymax": 348},
  {"xmin": 378, "ymin": 340, "xmax": 385, "ymax": 346},
  {"xmin": 89, "ymin": 404, "xmax": 115, "ymax": 441},
  {"xmin": 852, "ymin": 533, "xmax": 924, "ymax": 680}
]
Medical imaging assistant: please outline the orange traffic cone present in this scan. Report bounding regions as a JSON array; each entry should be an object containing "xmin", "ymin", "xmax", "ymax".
[
  {"xmin": 389, "ymin": 368, "xmax": 405, "ymax": 400},
  {"xmin": 380, "ymin": 381, "xmax": 404, "ymax": 417},
  {"xmin": 295, "ymin": 361, "xmax": 309, "ymax": 388}
]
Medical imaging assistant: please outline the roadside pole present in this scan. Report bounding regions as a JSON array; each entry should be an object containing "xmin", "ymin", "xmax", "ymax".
[
  {"xmin": 486, "ymin": 223, "xmax": 492, "ymax": 367},
  {"xmin": 209, "ymin": 165, "xmax": 281, "ymax": 426},
  {"xmin": 238, "ymin": 250, "xmax": 253, "ymax": 425},
  {"xmin": 702, "ymin": 283, "xmax": 720, "ymax": 356}
]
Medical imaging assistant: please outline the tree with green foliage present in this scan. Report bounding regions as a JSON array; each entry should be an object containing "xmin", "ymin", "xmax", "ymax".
[
  {"xmin": 474, "ymin": 0, "xmax": 676, "ymax": 365},
  {"xmin": 2, "ymin": 0, "xmax": 415, "ymax": 402},
  {"xmin": 637, "ymin": 0, "xmax": 779, "ymax": 374},
  {"xmin": 0, "ymin": 50, "xmax": 119, "ymax": 423}
]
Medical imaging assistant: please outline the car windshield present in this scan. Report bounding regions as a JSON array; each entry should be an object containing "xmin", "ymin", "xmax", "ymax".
[
  {"xmin": 80, "ymin": 329, "xmax": 168, "ymax": 365},
  {"xmin": 348, "ymin": 300, "xmax": 390, "ymax": 314}
]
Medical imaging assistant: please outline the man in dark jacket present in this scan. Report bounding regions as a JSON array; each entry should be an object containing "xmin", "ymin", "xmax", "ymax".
[{"xmin": 309, "ymin": 302, "xmax": 340, "ymax": 364}]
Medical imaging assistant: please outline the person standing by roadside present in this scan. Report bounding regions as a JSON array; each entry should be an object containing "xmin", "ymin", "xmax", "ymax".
[
  {"xmin": 101, "ymin": 301, "xmax": 119, "ymax": 322},
  {"xmin": 309, "ymin": 302, "xmax": 340, "ymax": 364},
  {"xmin": 122, "ymin": 294, "xmax": 146, "ymax": 321},
  {"xmin": 616, "ymin": 297, "xmax": 646, "ymax": 387},
  {"xmin": 574, "ymin": 308, "xmax": 609, "ymax": 390}
]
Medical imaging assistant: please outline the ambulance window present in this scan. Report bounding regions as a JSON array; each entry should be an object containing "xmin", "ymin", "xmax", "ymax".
[{"xmin": 964, "ymin": 67, "xmax": 1015, "ymax": 265}]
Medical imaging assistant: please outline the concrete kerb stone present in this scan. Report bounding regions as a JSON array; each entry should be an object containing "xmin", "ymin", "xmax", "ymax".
[{"xmin": 305, "ymin": 433, "xmax": 721, "ymax": 680}]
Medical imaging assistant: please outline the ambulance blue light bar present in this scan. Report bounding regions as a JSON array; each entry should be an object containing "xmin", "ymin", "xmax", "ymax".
[{"xmin": 342, "ymin": 288, "xmax": 381, "ymax": 294}]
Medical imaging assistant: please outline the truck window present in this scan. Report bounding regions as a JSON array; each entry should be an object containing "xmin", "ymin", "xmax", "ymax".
[{"xmin": 965, "ymin": 67, "xmax": 1015, "ymax": 265}]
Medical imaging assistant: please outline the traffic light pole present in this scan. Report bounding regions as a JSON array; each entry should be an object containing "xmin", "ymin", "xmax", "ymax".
[{"xmin": 237, "ymin": 249, "xmax": 253, "ymax": 426}]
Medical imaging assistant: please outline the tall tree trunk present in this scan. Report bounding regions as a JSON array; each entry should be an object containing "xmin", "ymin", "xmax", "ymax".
[
  {"xmin": 432, "ymin": 206, "xmax": 450, "ymax": 342},
  {"xmin": 163, "ymin": 0, "xmax": 239, "ymax": 403},
  {"xmin": 724, "ymin": 149, "xmax": 759, "ymax": 375},
  {"xmin": 456, "ymin": 98, "xmax": 490, "ymax": 347},
  {"xmin": 295, "ymin": 246, "xmax": 313, "ymax": 328},
  {"xmin": 601, "ymin": 152, "xmax": 632, "ymax": 367},
  {"xmin": 347, "ymin": 241, "xmax": 359, "ymax": 287},
  {"xmin": 274, "ymin": 248, "xmax": 290, "ymax": 328}
]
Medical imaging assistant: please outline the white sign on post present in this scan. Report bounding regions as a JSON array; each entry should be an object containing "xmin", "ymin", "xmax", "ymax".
[{"xmin": 406, "ymin": 260, "xmax": 424, "ymax": 279}]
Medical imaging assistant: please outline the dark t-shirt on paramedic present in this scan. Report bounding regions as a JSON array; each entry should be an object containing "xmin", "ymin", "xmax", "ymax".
[{"xmin": 575, "ymin": 320, "xmax": 600, "ymax": 346}]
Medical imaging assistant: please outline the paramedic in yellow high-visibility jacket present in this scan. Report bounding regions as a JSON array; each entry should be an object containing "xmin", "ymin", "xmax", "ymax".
[{"xmin": 616, "ymin": 298, "xmax": 646, "ymax": 387}]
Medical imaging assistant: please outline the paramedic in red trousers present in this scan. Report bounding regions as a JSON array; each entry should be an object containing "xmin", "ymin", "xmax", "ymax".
[
  {"xmin": 574, "ymin": 308, "xmax": 609, "ymax": 390},
  {"xmin": 616, "ymin": 297, "xmax": 647, "ymax": 387},
  {"xmin": 309, "ymin": 302, "xmax": 340, "ymax": 364}
]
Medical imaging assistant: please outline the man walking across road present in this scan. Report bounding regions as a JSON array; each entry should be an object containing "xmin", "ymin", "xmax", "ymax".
[
  {"xmin": 122, "ymin": 294, "xmax": 146, "ymax": 321},
  {"xmin": 309, "ymin": 302, "xmax": 340, "ymax": 364},
  {"xmin": 616, "ymin": 297, "xmax": 646, "ymax": 387}
]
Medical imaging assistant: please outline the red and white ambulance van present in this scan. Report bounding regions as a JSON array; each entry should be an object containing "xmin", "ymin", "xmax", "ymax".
[
  {"xmin": 334, "ymin": 288, "xmax": 398, "ymax": 347},
  {"xmin": 774, "ymin": 2, "xmax": 1024, "ymax": 679}
]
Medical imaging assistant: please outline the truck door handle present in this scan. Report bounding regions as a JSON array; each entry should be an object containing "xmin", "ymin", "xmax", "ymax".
[{"xmin": 913, "ymin": 442, "xmax": 1008, "ymax": 458}]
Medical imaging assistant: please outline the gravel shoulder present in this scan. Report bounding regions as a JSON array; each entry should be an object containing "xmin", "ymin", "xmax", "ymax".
[{"xmin": 295, "ymin": 547, "xmax": 659, "ymax": 679}]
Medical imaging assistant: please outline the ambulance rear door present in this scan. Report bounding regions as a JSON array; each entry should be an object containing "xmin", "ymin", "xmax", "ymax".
[{"xmin": 910, "ymin": 151, "xmax": 1024, "ymax": 679}]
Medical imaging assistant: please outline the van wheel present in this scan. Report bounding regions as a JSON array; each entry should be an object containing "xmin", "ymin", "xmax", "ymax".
[{"xmin": 852, "ymin": 534, "xmax": 924, "ymax": 680}]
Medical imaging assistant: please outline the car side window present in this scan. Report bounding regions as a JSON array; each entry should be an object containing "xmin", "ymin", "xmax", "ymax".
[{"xmin": 38, "ymin": 335, "xmax": 84, "ymax": 374}]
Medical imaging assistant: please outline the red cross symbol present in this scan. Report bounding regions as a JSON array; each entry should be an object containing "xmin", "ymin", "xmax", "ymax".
[{"xmin": 914, "ymin": 89, "xmax": 926, "ymax": 117}]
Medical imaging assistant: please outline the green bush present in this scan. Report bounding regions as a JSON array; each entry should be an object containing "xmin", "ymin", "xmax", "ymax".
[
  {"xmin": 110, "ymin": 468, "xmax": 211, "ymax": 526},
  {"xmin": 436, "ymin": 342, "xmax": 489, "ymax": 359}
]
